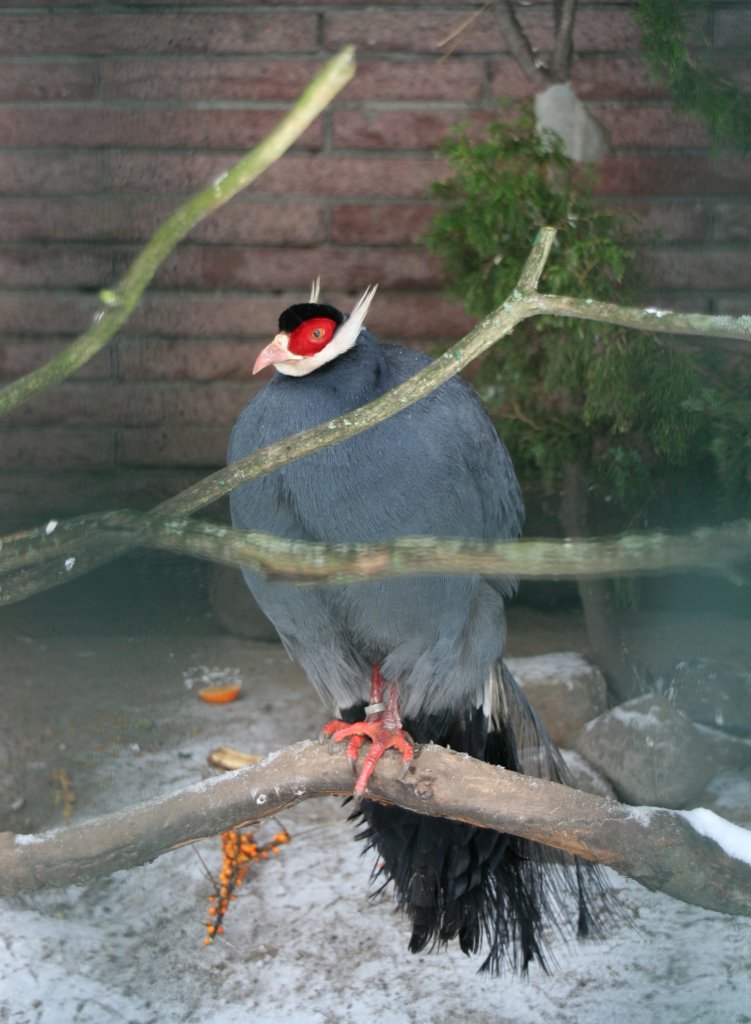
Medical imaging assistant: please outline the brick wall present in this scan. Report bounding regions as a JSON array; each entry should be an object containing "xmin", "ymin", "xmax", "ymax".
[{"xmin": 1, "ymin": 2, "xmax": 750, "ymax": 527}]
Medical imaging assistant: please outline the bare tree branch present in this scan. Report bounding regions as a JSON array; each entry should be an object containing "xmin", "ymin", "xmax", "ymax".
[
  {"xmin": 0, "ymin": 47, "xmax": 356, "ymax": 419},
  {"xmin": 1, "ymin": 741, "xmax": 749, "ymax": 918},
  {"xmin": 550, "ymin": 0, "xmax": 578, "ymax": 80},
  {"xmin": 4, "ymin": 512, "xmax": 750, "ymax": 592},
  {"xmin": 532, "ymin": 291, "xmax": 751, "ymax": 346},
  {"xmin": 492, "ymin": 0, "xmax": 550, "ymax": 88},
  {"xmin": 1, "ymin": 228, "xmax": 750, "ymax": 608}
]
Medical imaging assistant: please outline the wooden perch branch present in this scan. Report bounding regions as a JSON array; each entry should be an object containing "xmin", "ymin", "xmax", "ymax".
[
  {"xmin": 1, "ymin": 228, "xmax": 750, "ymax": 607},
  {"xmin": 5, "ymin": 511, "xmax": 751, "ymax": 587},
  {"xmin": 0, "ymin": 46, "xmax": 355, "ymax": 419},
  {"xmin": 1, "ymin": 740, "xmax": 749, "ymax": 919}
]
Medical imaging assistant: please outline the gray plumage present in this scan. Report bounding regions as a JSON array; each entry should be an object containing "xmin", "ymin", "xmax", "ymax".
[
  {"xmin": 229, "ymin": 328, "xmax": 523, "ymax": 722},
  {"xmin": 228, "ymin": 306, "xmax": 611, "ymax": 972}
]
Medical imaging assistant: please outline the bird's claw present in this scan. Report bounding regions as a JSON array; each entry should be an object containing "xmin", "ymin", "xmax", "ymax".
[{"xmin": 321, "ymin": 717, "xmax": 414, "ymax": 798}]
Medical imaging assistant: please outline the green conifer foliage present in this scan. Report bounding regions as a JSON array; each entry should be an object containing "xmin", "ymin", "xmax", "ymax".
[
  {"xmin": 425, "ymin": 111, "xmax": 750, "ymax": 530},
  {"xmin": 636, "ymin": 0, "xmax": 751, "ymax": 152}
]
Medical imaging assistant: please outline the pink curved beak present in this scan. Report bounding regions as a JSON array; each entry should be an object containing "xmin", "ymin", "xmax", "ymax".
[{"xmin": 252, "ymin": 333, "xmax": 299, "ymax": 375}]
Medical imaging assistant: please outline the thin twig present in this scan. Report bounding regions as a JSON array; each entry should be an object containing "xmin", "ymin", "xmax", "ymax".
[
  {"xmin": 492, "ymin": 0, "xmax": 549, "ymax": 88},
  {"xmin": 550, "ymin": 0, "xmax": 578, "ymax": 81},
  {"xmin": 0, "ymin": 47, "xmax": 356, "ymax": 419},
  {"xmin": 2, "ymin": 230, "xmax": 751, "ymax": 606}
]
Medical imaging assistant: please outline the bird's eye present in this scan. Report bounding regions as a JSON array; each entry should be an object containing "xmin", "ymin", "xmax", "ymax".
[{"xmin": 288, "ymin": 317, "xmax": 337, "ymax": 357}]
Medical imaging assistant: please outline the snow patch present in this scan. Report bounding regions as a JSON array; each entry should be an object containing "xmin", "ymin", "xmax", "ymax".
[
  {"xmin": 679, "ymin": 808, "xmax": 751, "ymax": 866},
  {"xmin": 610, "ymin": 704, "xmax": 665, "ymax": 729},
  {"xmin": 506, "ymin": 651, "xmax": 593, "ymax": 684},
  {"xmin": 182, "ymin": 664, "xmax": 243, "ymax": 690}
]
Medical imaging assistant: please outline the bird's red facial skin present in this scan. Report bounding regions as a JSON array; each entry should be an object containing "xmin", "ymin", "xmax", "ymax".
[{"xmin": 287, "ymin": 317, "xmax": 337, "ymax": 357}]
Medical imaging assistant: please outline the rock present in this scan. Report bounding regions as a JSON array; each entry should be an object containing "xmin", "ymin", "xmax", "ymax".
[
  {"xmin": 561, "ymin": 749, "xmax": 617, "ymax": 800},
  {"xmin": 657, "ymin": 658, "xmax": 751, "ymax": 737},
  {"xmin": 508, "ymin": 652, "xmax": 608, "ymax": 746},
  {"xmin": 571, "ymin": 694, "xmax": 717, "ymax": 808},
  {"xmin": 534, "ymin": 81, "xmax": 609, "ymax": 162},
  {"xmin": 696, "ymin": 724, "xmax": 751, "ymax": 772},
  {"xmin": 695, "ymin": 768, "xmax": 751, "ymax": 827},
  {"xmin": 208, "ymin": 565, "xmax": 280, "ymax": 642}
]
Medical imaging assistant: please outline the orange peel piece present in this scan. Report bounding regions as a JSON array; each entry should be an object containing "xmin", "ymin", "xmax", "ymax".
[{"xmin": 198, "ymin": 683, "xmax": 242, "ymax": 704}]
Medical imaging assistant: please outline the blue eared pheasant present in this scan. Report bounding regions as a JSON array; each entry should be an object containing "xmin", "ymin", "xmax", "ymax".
[{"xmin": 228, "ymin": 284, "xmax": 607, "ymax": 972}]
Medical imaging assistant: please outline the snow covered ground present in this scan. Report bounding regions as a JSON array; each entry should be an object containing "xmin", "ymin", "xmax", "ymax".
[{"xmin": 1, "ymin": 586, "xmax": 750, "ymax": 1024}]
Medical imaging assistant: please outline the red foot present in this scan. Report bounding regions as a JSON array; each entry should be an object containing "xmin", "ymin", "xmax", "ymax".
[{"xmin": 323, "ymin": 665, "xmax": 413, "ymax": 799}]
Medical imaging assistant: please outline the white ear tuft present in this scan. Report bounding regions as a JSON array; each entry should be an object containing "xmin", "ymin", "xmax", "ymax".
[
  {"xmin": 349, "ymin": 283, "xmax": 378, "ymax": 327},
  {"xmin": 330, "ymin": 284, "xmax": 378, "ymax": 353},
  {"xmin": 309, "ymin": 277, "xmax": 321, "ymax": 303}
]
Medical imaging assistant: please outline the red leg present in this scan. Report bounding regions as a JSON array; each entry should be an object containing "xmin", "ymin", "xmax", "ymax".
[{"xmin": 322, "ymin": 664, "xmax": 413, "ymax": 799}]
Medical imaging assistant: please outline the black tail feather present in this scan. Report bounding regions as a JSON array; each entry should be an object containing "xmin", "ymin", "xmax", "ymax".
[{"xmin": 345, "ymin": 660, "xmax": 613, "ymax": 974}]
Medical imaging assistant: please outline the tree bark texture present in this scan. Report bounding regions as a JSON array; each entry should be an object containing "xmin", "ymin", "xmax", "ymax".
[{"xmin": 1, "ymin": 740, "xmax": 749, "ymax": 919}]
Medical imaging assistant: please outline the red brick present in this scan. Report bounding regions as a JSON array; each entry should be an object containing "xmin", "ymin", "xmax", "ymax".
[
  {"xmin": 159, "ymin": 382, "xmax": 253, "ymax": 425},
  {"xmin": 0, "ymin": 338, "xmax": 113, "ymax": 380},
  {"xmin": 330, "ymin": 202, "xmax": 439, "ymax": 245},
  {"xmin": 628, "ymin": 290, "xmax": 715, "ymax": 315},
  {"xmin": 486, "ymin": 4, "xmax": 646, "ymax": 57},
  {"xmin": 118, "ymin": 289, "xmax": 465, "ymax": 344},
  {"xmin": 0, "ymin": 198, "xmax": 159, "ymax": 242},
  {"xmin": 0, "ymin": 290, "xmax": 99, "ymax": 335},
  {"xmin": 713, "ymin": 202, "xmax": 751, "ymax": 242},
  {"xmin": 362, "ymin": 292, "xmax": 474, "ymax": 343},
  {"xmin": 325, "ymin": 8, "xmax": 508, "ymax": 54},
  {"xmin": 611, "ymin": 200, "xmax": 709, "ymax": 243},
  {"xmin": 101, "ymin": 57, "xmax": 326, "ymax": 102},
  {"xmin": 570, "ymin": 8, "xmax": 642, "ymax": 52},
  {"xmin": 0, "ymin": 427, "xmax": 115, "ymax": 469},
  {"xmin": 124, "ymin": 292, "xmax": 279, "ymax": 338},
  {"xmin": 118, "ymin": 425, "xmax": 240, "ymax": 466},
  {"xmin": 716, "ymin": 9, "xmax": 751, "ymax": 48},
  {"xmin": 0, "ymin": 467, "xmax": 207, "ymax": 524},
  {"xmin": 191, "ymin": 200, "xmax": 326, "ymax": 246},
  {"xmin": 154, "ymin": 245, "xmax": 442, "ymax": 291},
  {"xmin": 0, "ymin": 13, "xmax": 318, "ymax": 56},
  {"xmin": 596, "ymin": 106, "xmax": 710, "ymax": 149},
  {"xmin": 0, "ymin": 245, "xmax": 120, "ymax": 288},
  {"xmin": 0, "ymin": 107, "xmax": 322, "ymax": 151},
  {"xmin": 333, "ymin": 109, "xmax": 501, "ymax": 151},
  {"xmin": 108, "ymin": 153, "xmax": 449, "ymax": 198},
  {"xmin": 321, "ymin": 5, "xmax": 642, "ymax": 57},
  {"xmin": 597, "ymin": 154, "xmax": 751, "ymax": 197},
  {"xmin": 115, "ymin": 338, "xmax": 261, "ymax": 383},
  {"xmin": 715, "ymin": 295, "xmax": 751, "ymax": 317},
  {"xmin": 644, "ymin": 246, "xmax": 751, "ymax": 291},
  {"xmin": 117, "ymin": 0, "xmax": 419, "ymax": 5},
  {"xmin": 488, "ymin": 57, "xmax": 539, "ymax": 102},
  {"xmin": 0, "ymin": 60, "xmax": 97, "ymax": 101},
  {"xmin": 572, "ymin": 57, "xmax": 666, "ymax": 101},
  {"xmin": 3, "ymin": 382, "xmax": 165, "ymax": 427},
  {"xmin": 0, "ymin": 197, "xmax": 325, "ymax": 245},
  {"xmin": 106, "ymin": 151, "xmax": 250, "ymax": 193},
  {"xmin": 0, "ymin": 151, "xmax": 101, "ymax": 194},
  {"xmin": 344, "ymin": 57, "xmax": 486, "ymax": 102},
  {"xmin": 727, "ymin": 56, "xmax": 751, "ymax": 93}
]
